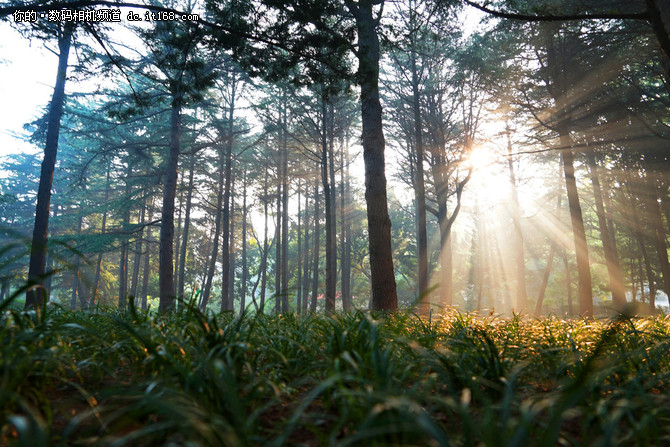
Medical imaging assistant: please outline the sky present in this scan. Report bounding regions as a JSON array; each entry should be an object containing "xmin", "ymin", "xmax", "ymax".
[{"xmin": 0, "ymin": 22, "xmax": 58, "ymax": 159}]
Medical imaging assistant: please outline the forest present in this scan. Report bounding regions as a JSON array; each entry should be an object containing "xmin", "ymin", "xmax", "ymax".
[{"xmin": 0, "ymin": 0, "xmax": 670, "ymax": 445}]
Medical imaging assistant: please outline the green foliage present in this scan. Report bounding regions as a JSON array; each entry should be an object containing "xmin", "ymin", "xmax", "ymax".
[{"xmin": 0, "ymin": 305, "xmax": 669, "ymax": 446}]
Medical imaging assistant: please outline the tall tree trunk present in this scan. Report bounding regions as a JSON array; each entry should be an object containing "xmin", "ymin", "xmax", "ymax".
[
  {"xmin": 177, "ymin": 152, "xmax": 196, "ymax": 303},
  {"xmin": 227, "ymin": 175, "xmax": 236, "ymax": 312},
  {"xmin": 158, "ymin": 98, "xmax": 182, "ymax": 313},
  {"xmin": 241, "ymin": 169, "xmax": 248, "ymax": 314},
  {"xmin": 348, "ymin": 1, "xmax": 398, "ymax": 310},
  {"xmin": 302, "ymin": 180, "xmax": 312, "ymax": 312},
  {"xmin": 409, "ymin": 26, "xmax": 429, "ymax": 315},
  {"xmin": 274, "ymin": 177, "xmax": 282, "ymax": 313},
  {"xmin": 174, "ymin": 170, "xmax": 184, "ymax": 304},
  {"xmin": 260, "ymin": 170, "xmax": 270, "ymax": 313},
  {"xmin": 118, "ymin": 162, "xmax": 132, "ymax": 309},
  {"xmin": 321, "ymin": 91, "xmax": 336, "ymax": 312},
  {"xmin": 341, "ymin": 134, "xmax": 352, "ymax": 311},
  {"xmin": 281, "ymin": 106, "xmax": 289, "ymax": 313},
  {"xmin": 26, "ymin": 23, "xmax": 73, "ymax": 310},
  {"xmin": 296, "ymin": 178, "xmax": 303, "ymax": 313},
  {"xmin": 586, "ymin": 151, "xmax": 626, "ymax": 309},
  {"xmin": 70, "ymin": 208, "xmax": 83, "ymax": 309},
  {"xmin": 129, "ymin": 199, "xmax": 146, "ymax": 302},
  {"xmin": 200, "ymin": 153, "xmax": 225, "ymax": 311},
  {"xmin": 506, "ymin": 123, "xmax": 527, "ymax": 312},
  {"xmin": 91, "ymin": 168, "xmax": 111, "ymax": 308},
  {"xmin": 221, "ymin": 79, "xmax": 236, "ymax": 313},
  {"xmin": 141, "ymin": 207, "xmax": 153, "ymax": 311},
  {"xmin": 647, "ymin": 177, "xmax": 670, "ymax": 310},
  {"xmin": 560, "ymin": 138, "xmax": 593, "ymax": 317},
  {"xmin": 311, "ymin": 167, "xmax": 320, "ymax": 312}
]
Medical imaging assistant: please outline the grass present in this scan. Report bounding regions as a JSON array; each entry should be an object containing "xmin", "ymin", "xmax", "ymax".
[{"xmin": 0, "ymin": 301, "xmax": 669, "ymax": 446}]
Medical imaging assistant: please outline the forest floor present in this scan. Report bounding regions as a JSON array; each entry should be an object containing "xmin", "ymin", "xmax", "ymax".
[{"xmin": 0, "ymin": 301, "xmax": 669, "ymax": 446}]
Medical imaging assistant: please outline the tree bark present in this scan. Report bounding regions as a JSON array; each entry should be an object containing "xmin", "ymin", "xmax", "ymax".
[
  {"xmin": 560, "ymin": 140, "xmax": 593, "ymax": 318},
  {"xmin": 201, "ymin": 150, "xmax": 225, "ymax": 310},
  {"xmin": 409, "ymin": 21, "xmax": 429, "ymax": 315},
  {"xmin": 311, "ymin": 166, "xmax": 321, "ymax": 312},
  {"xmin": 177, "ymin": 151, "xmax": 196, "ymax": 302},
  {"xmin": 140, "ymin": 206, "xmax": 153, "ymax": 311},
  {"xmin": 321, "ymin": 91, "xmax": 336, "ymax": 312},
  {"xmin": 158, "ymin": 99, "xmax": 182, "ymax": 313},
  {"xmin": 241, "ymin": 169, "xmax": 248, "ymax": 314},
  {"xmin": 586, "ymin": 151, "xmax": 626, "ymax": 309},
  {"xmin": 26, "ymin": 23, "xmax": 73, "ymax": 310},
  {"xmin": 347, "ymin": 0, "xmax": 398, "ymax": 310}
]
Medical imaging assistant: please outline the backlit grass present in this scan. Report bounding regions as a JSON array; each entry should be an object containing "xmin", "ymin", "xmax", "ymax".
[{"xmin": 0, "ymin": 301, "xmax": 669, "ymax": 446}]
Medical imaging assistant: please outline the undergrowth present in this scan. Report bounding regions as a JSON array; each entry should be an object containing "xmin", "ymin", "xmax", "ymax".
[{"xmin": 0, "ymin": 301, "xmax": 669, "ymax": 446}]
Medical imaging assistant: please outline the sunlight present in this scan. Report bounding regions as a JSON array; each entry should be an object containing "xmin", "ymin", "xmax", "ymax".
[{"xmin": 466, "ymin": 143, "xmax": 510, "ymax": 207}]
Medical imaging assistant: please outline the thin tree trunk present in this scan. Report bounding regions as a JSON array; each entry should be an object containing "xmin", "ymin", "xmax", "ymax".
[
  {"xmin": 303, "ymin": 180, "xmax": 312, "ymax": 312},
  {"xmin": 409, "ymin": 25, "xmax": 429, "ymax": 314},
  {"xmin": 177, "ymin": 151, "xmax": 196, "ymax": 303},
  {"xmin": 586, "ymin": 151, "xmax": 625, "ymax": 309},
  {"xmin": 70, "ymin": 208, "xmax": 83, "ymax": 309},
  {"xmin": 140, "ymin": 207, "xmax": 153, "ymax": 311},
  {"xmin": 506, "ymin": 123, "xmax": 527, "ymax": 312},
  {"xmin": 341, "ymin": 134, "xmax": 352, "ymax": 311},
  {"xmin": 647, "ymin": 177, "xmax": 670, "ymax": 311},
  {"xmin": 91, "ymin": 168, "xmax": 111, "ymax": 308},
  {"xmin": 311, "ymin": 167, "xmax": 320, "ymax": 312},
  {"xmin": 274, "ymin": 174, "xmax": 282, "ymax": 313},
  {"xmin": 201, "ymin": 151, "xmax": 225, "ymax": 310},
  {"xmin": 118, "ymin": 162, "xmax": 132, "ymax": 309},
  {"xmin": 221, "ymin": 78, "xmax": 236, "ymax": 313},
  {"xmin": 297, "ymin": 178, "xmax": 303, "ymax": 313},
  {"xmin": 260, "ymin": 170, "xmax": 270, "ymax": 313},
  {"xmin": 241, "ymin": 169, "xmax": 248, "ymax": 314},
  {"xmin": 26, "ymin": 23, "xmax": 73, "ymax": 310},
  {"xmin": 328, "ymin": 103, "xmax": 338, "ymax": 311},
  {"xmin": 281, "ymin": 106, "xmax": 289, "ymax": 313},
  {"xmin": 129, "ymin": 199, "xmax": 146, "ymax": 302},
  {"xmin": 227, "ymin": 175, "xmax": 236, "ymax": 312}
]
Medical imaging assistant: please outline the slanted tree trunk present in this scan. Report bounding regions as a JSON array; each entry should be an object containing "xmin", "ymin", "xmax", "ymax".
[
  {"xmin": 586, "ymin": 151, "xmax": 626, "ymax": 309},
  {"xmin": 347, "ymin": 0, "xmax": 398, "ymax": 310},
  {"xmin": 560, "ymin": 140, "xmax": 593, "ymax": 317},
  {"xmin": 26, "ymin": 23, "xmax": 73, "ymax": 310}
]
